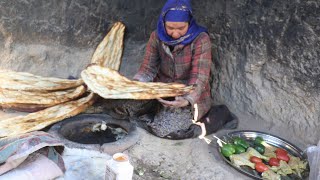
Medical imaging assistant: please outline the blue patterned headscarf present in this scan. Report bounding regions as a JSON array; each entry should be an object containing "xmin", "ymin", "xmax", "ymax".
[{"xmin": 157, "ymin": 0, "xmax": 207, "ymax": 46}]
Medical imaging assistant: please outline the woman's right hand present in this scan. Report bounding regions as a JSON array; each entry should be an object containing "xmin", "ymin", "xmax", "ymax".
[{"xmin": 157, "ymin": 96, "xmax": 189, "ymax": 108}]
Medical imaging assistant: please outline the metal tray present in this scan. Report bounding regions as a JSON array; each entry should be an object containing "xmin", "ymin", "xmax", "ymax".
[{"xmin": 217, "ymin": 130, "xmax": 309, "ymax": 180}]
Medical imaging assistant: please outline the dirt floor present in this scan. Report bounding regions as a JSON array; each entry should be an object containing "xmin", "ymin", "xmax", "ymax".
[{"xmin": 0, "ymin": 109, "xmax": 309, "ymax": 180}]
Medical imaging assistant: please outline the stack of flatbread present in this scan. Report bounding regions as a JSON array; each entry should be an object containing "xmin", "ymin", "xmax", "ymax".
[
  {"xmin": 0, "ymin": 69, "xmax": 94, "ymax": 137},
  {"xmin": 0, "ymin": 22, "xmax": 125, "ymax": 137},
  {"xmin": 0, "ymin": 70, "xmax": 85, "ymax": 112},
  {"xmin": 0, "ymin": 93, "xmax": 95, "ymax": 137},
  {"xmin": 0, "ymin": 21, "xmax": 193, "ymax": 138}
]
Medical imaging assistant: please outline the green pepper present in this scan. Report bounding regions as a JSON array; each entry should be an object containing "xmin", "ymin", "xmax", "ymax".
[
  {"xmin": 234, "ymin": 144, "xmax": 246, "ymax": 154},
  {"xmin": 233, "ymin": 137, "xmax": 249, "ymax": 149},
  {"xmin": 254, "ymin": 143, "xmax": 265, "ymax": 154},
  {"xmin": 221, "ymin": 143, "xmax": 236, "ymax": 157},
  {"xmin": 254, "ymin": 136, "xmax": 264, "ymax": 145}
]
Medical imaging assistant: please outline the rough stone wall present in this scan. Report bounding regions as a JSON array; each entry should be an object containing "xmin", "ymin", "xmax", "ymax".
[
  {"xmin": 196, "ymin": 0, "xmax": 320, "ymax": 144},
  {"xmin": 0, "ymin": 0, "xmax": 163, "ymax": 46},
  {"xmin": 0, "ymin": 0, "xmax": 319, "ymax": 143},
  {"xmin": 0, "ymin": 0, "xmax": 165, "ymax": 77}
]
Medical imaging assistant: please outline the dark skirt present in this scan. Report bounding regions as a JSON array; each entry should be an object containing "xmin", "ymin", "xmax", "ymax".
[{"xmin": 103, "ymin": 99, "xmax": 237, "ymax": 140}]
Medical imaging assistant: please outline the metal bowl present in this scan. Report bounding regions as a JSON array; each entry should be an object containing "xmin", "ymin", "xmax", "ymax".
[{"xmin": 217, "ymin": 130, "xmax": 309, "ymax": 180}]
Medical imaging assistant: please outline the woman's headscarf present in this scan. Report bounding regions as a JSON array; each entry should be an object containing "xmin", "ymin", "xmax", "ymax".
[{"xmin": 157, "ymin": 0, "xmax": 207, "ymax": 46}]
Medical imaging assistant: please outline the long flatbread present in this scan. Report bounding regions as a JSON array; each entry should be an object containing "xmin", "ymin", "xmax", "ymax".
[
  {"xmin": 0, "ymin": 93, "xmax": 95, "ymax": 138},
  {"xmin": 0, "ymin": 103, "xmax": 53, "ymax": 112},
  {"xmin": 0, "ymin": 85, "xmax": 86, "ymax": 105},
  {"xmin": 0, "ymin": 85, "xmax": 86, "ymax": 112},
  {"xmin": 91, "ymin": 22, "xmax": 125, "ymax": 70},
  {"xmin": 81, "ymin": 65, "xmax": 194, "ymax": 99},
  {"xmin": 0, "ymin": 70, "xmax": 83, "ymax": 91}
]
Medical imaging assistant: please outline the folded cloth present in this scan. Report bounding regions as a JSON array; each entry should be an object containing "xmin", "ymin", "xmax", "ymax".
[
  {"xmin": 0, "ymin": 152, "xmax": 63, "ymax": 180},
  {"xmin": 0, "ymin": 131, "xmax": 65, "ymax": 178},
  {"xmin": 56, "ymin": 147, "xmax": 111, "ymax": 180}
]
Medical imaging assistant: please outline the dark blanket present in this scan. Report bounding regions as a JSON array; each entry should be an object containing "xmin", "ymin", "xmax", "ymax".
[
  {"xmin": 104, "ymin": 99, "xmax": 238, "ymax": 140},
  {"xmin": 161, "ymin": 105, "xmax": 238, "ymax": 140}
]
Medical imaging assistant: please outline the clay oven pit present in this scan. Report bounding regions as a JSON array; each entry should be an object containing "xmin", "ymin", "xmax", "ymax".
[{"xmin": 48, "ymin": 114, "xmax": 139, "ymax": 155}]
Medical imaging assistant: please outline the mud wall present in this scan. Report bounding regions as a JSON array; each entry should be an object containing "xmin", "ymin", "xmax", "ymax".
[{"xmin": 0, "ymin": 0, "xmax": 319, "ymax": 143}]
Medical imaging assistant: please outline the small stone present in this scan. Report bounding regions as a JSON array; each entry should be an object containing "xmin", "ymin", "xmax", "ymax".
[
  {"xmin": 173, "ymin": 142, "xmax": 183, "ymax": 146},
  {"xmin": 159, "ymin": 171, "xmax": 171, "ymax": 179},
  {"xmin": 134, "ymin": 167, "xmax": 146, "ymax": 176}
]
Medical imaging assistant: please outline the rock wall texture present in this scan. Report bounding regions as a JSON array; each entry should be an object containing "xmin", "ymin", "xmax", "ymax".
[
  {"xmin": 200, "ymin": 0, "xmax": 320, "ymax": 144},
  {"xmin": 0, "ymin": 0, "xmax": 319, "ymax": 143}
]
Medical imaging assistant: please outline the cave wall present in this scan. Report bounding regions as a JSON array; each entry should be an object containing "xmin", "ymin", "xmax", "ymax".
[
  {"xmin": 201, "ymin": 0, "xmax": 320, "ymax": 144},
  {"xmin": 0, "ymin": 0, "xmax": 164, "ymax": 78},
  {"xmin": 0, "ymin": 0, "xmax": 319, "ymax": 143}
]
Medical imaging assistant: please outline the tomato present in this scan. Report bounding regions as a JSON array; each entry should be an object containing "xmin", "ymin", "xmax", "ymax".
[
  {"xmin": 268, "ymin": 157, "xmax": 280, "ymax": 166},
  {"xmin": 255, "ymin": 162, "xmax": 269, "ymax": 173},
  {"xmin": 275, "ymin": 148, "xmax": 288, "ymax": 155},
  {"xmin": 250, "ymin": 156, "xmax": 263, "ymax": 163},
  {"xmin": 276, "ymin": 152, "xmax": 290, "ymax": 162}
]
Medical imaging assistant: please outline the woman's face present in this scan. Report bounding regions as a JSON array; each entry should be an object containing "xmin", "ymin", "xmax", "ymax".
[{"xmin": 165, "ymin": 22, "xmax": 189, "ymax": 39}]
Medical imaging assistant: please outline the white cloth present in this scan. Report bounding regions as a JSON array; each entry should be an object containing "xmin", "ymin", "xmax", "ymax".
[
  {"xmin": 307, "ymin": 140, "xmax": 320, "ymax": 180},
  {"xmin": 0, "ymin": 153, "xmax": 63, "ymax": 180},
  {"xmin": 56, "ymin": 147, "xmax": 111, "ymax": 180}
]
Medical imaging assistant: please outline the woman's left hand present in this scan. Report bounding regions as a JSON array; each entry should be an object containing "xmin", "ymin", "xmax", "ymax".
[{"xmin": 157, "ymin": 96, "xmax": 189, "ymax": 108}]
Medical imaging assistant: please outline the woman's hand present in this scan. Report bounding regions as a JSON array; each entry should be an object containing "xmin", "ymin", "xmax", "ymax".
[{"xmin": 157, "ymin": 96, "xmax": 189, "ymax": 108}]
